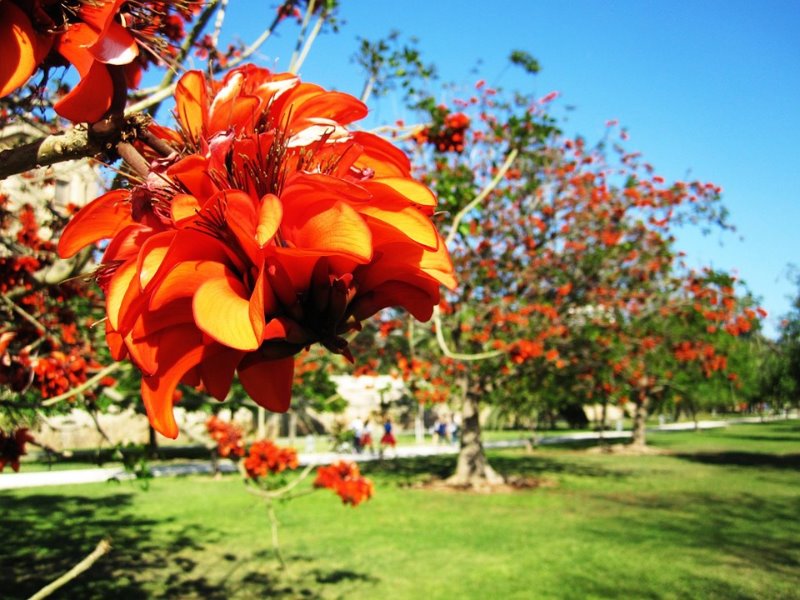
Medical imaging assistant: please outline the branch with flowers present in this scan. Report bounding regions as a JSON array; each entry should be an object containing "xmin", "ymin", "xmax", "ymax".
[
  {"xmin": 1, "ymin": 0, "xmax": 455, "ymax": 455},
  {"xmin": 206, "ymin": 417, "xmax": 373, "ymax": 570}
]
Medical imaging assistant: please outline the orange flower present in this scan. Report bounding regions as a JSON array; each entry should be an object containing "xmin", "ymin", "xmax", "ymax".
[
  {"xmin": 206, "ymin": 415, "xmax": 245, "ymax": 458},
  {"xmin": 0, "ymin": 427, "xmax": 34, "ymax": 472},
  {"xmin": 244, "ymin": 439, "xmax": 298, "ymax": 478},
  {"xmin": 59, "ymin": 66, "xmax": 456, "ymax": 438},
  {"xmin": 314, "ymin": 461, "xmax": 373, "ymax": 506},
  {"xmin": 0, "ymin": 1, "xmax": 198, "ymax": 122}
]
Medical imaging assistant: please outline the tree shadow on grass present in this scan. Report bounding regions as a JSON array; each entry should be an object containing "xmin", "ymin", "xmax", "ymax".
[
  {"xmin": 0, "ymin": 487, "xmax": 332, "ymax": 599},
  {"xmin": 359, "ymin": 452, "xmax": 633, "ymax": 485},
  {"xmin": 673, "ymin": 452, "xmax": 800, "ymax": 470},
  {"xmin": 0, "ymin": 488, "xmax": 260, "ymax": 599},
  {"xmin": 1, "ymin": 488, "xmax": 161, "ymax": 599},
  {"xmin": 490, "ymin": 454, "xmax": 634, "ymax": 481},
  {"xmin": 217, "ymin": 552, "xmax": 377, "ymax": 599},
  {"xmin": 590, "ymin": 491, "xmax": 800, "ymax": 584}
]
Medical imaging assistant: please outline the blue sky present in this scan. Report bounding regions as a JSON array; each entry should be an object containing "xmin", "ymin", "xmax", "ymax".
[{"xmin": 219, "ymin": 0, "xmax": 800, "ymax": 337}]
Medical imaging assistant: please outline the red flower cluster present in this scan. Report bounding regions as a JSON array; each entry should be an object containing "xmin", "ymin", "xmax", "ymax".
[
  {"xmin": 314, "ymin": 461, "xmax": 373, "ymax": 506},
  {"xmin": 0, "ymin": 0, "xmax": 200, "ymax": 122},
  {"xmin": 0, "ymin": 256, "xmax": 40, "ymax": 293},
  {"xmin": 29, "ymin": 350, "xmax": 93, "ymax": 398},
  {"xmin": 58, "ymin": 65, "xmax": 455, "ymax": 438},
  {"xmin": 206, "ymin": 415, "xmax": 244, "ymax": 458},
  {"xmin": 0, "ymin": 427, "xmax": 34, "ymax": 472},
  {"xmin": 673, "ymin": 341, "xmax": 728, "ymax": 378},
  {"xmin": 414, "ymin": 110, "xmax": 471, "ymax": 153},
  {"xmin": 243, "ymin": 440, "xmax": 299, "ymax": 479}
]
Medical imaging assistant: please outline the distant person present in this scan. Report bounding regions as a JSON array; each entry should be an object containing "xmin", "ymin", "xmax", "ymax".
[
  {"xmin": 349, "ymin": 416, "xmax": 364, "ymax": 454},
  {"xmin": 446, "ymin": 417, "xmax": 458, "ymax": 445},
  {"xmin": 380, "ymin": 417, "xmax": 397, "ymax": 458},
  {"xmin": 434, "ymin": 418, "xmax": 447, "ymax": 445},
  {"xmin": 361, "ymin": 417, "xmax": 375, "ymax": 456}
]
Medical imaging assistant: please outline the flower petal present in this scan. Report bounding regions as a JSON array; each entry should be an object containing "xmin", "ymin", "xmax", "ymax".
[
  {"xmin": 352, "ymin": 131, "xmax": 411, "ymax": 177},
  {"xmin": 58, "ymin": 190, "xmax": 132, "ymax": 258},
  {"xmin": 0, "ymin": 2, "xmax": 51, "ymax": 97},
  {"xmin": 200, "ymin": 346, "xmax": 244, "ymax": 401},
  {"xmin": 106, "ymin": 259, "xmax": 137, "ymax": 331},
  {"xmin": 360, "ymin": 204, "xmax": 439, "ymax": 250},
  {"xmin": 363, "ymin": 178, "xmax": 437, "ymax": 209},
  {"xmin": 89, "ymin": 21, "xmax": 138, "ymax": 65},
  {"xmin": 54, "ymin": 60, "xmax": 113, "ymax": 123},
  {"xmin": 170, "ymin": 194, "xmax": 201, "ymax": 225},
  {"xmin": 256, "ymin": 193, "xmax": 282, "ymax": 247},
  {"xmin": 193, "ymin": 269, "xmax": 262, "ymax": 351},
  {"xmin": 149, "ymin": 259, "xmax": 228, "ymax": 310},
  {"xmin": 175, "ymin": 71, "xmax": 209, "ymax": 145},
  {"xmin": 137, "ymin": 231, "xmax": 174, "ymax": 288},
  {"xmin": 350, "ymin": 280, "xmax": 438, "ymax": 322},
  {"xmin": 141, "ymin": 325, "xmax": 206, "ymax": 439},
  {"xmin": 281, "ymin": 197, "xmax": 372, "ymax": 262},
  {"xmin": 167, "ymin": 154, "xmax": 217, "ymax": 200},
  {"xmin": 237, "ymin": 354, "xmax": 294, "ymax": 413}
]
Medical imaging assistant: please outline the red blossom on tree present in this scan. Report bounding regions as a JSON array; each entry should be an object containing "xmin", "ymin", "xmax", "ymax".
[
  {"xmin": 0, "ymin": 0, "xmax": 201, "ymax": 122},
  {"xmin": 57, "ymin": 65, "xmax": 455, "ymax": 439},
  {"xmin": 243, "ymin": 440, "xmax": 299, "ymax": 479},
  {"xmin": 0, "ymin": 427, "xmax": 34, "ymax": 472},
  {"xmin": 205, "ymin": 415, "xmax": 245, "ymax": 458},
  {"xmin": 314, "ymin": 461, "xmax": 374, "ymax": 506}
]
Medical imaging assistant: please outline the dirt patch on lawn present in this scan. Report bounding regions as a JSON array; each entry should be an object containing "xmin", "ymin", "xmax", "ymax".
[
  {"xmin": 408, "ymin": 475, "xmax": 558, "ymax": 494},
  {"xmin": 585, "ymin": 443, "xmax": 670, "ymax": 456}
]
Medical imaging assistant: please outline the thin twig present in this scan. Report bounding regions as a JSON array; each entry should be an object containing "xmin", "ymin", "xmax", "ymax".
[
  {"xmin": 240, "ymin": 462, "xmax": 317, "ymax": 500},
  {"xmin": 289, "ymin": 12, "xmax": 324, "ymax": 74},
  {"xmin": 432, "ymin": 305, "xmax": 505, "ymax": 361},
  {"xmin": 89, "ymin": 408, "xmax": 113, "ymax": 446},
  {"xmin": 360, "ymin": 75, "xmax": 376, "ymax": 104},
  {"xmin": 431, "ymin": 148, "xmax": 520, "ymax": 361},
  {"xmin": 223, "ymin": 11, "xmax": 283, "ymax": 70},
  {"xmin": 209, "ymin": 0, "xmax": 229, "ymax": 48},
  {"xmin": 446, "ymin": 148, "xmax": 519, "ymax": 246},
  {"xmin": 142, "ymin": 0, "xmax": 220, "ymax": 115},
  {"xmin": 40, "ymin": 363, "xmax": 124, "ymax": 407},
  {"xmin": 1, "ymin": 293, "xmax": 46, "ymax": 332},
  {"xmin": 127, "ymin": 3, "xmax": 284, "ymax": 115},
  {"xmin": 266, "ymin": 502, "xmax": 287, "ymax": 570},
  {"xmin": 288, "ymin": 0, "xmax": 316, "ymax": 72},
  {"xmin": 125, "ymin": 83, "xmax": 176, "ymax": 115},
  {"xmin": 27, "ymin": 539, "xmax": 112, "ymax": 600}
]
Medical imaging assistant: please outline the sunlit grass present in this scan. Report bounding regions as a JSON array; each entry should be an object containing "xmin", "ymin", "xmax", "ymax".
[{"xmin": 3, "ymin": 421, "xmax": 798, "ymax": 599}]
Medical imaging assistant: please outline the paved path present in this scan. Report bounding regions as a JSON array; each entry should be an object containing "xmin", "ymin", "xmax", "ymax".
[{"xmin": 0, "ymin": 416, "xmax": 791, "ymax": 490}]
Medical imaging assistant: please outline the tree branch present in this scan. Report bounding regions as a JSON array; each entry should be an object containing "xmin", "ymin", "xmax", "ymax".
[
  {"xmin": 432, "ymin": 305, "xmax": 505, "ymax": 361},
  {"xmin": 289, "ymin": 12, "xmax": 325, "ymax": 75},
  {"xmin": 0, "ymin": 115, "xmax": 149, "ymax": 180},
  {"xmin": 0, "ymin": 127, "xmax": 103, "ymax": 181},
  {"xmin": 1, "ymin": 293, "xmax": 46, "ymax": 333},
  {"xmin": 430, "ymin": 148, "xmax": 521, "ymax": 362},
  {"xmin": 28, "ymin": 539, "xmax": 112, "ymax": 600},
  {"xmin": 40, "ymin": 362, "xmax": 125, "ymax": 407},
  {"xmin": 446, "ymin": 148, "xmax": 519, "ymax": 246},
  {"xmin": 210, "ymin": 0, "xmax": 229, "ymax": 49}
]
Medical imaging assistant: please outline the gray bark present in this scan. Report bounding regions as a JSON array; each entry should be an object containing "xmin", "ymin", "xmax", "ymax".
[
  {"xmin": 631, "ymin": 397, "xmax": 649, "ymax": 447},
  {"xmin": 447, "ymin": 380, "xmax": 503, "ymax": 487}
]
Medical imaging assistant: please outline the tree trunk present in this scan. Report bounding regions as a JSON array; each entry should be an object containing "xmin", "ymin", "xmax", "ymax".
[
  {"xmin": 147, "ymin": 425, "xmax": 159, "ymax": 459},
  {"xmin": 598, "ymin": 400, "xmax": 608, "ymax": 444},
  {"xmin": 288, "ymin": 411, "xmax": 298, "ymax": 446},
  {"xmin": 689, "ymin": 397, "xmax": 699, "ymax": 432},
  {"xmin": 630, "ymin": 397, "xmax": 649, "ymax": 447},
  {"xmin": 446, "ymin": 378, "xmax": 503, "ymax": 488}
]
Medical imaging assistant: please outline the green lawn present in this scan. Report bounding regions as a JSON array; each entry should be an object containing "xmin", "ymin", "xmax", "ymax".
[{"xmin": 3, "ymin": 421, "xmax": 799, "ymax": 599}]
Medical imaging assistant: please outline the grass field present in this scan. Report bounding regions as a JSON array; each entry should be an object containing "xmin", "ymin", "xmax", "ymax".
[{"xmin": 3, "ymin": 421, "xmax": 798, "ymax": 599}]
